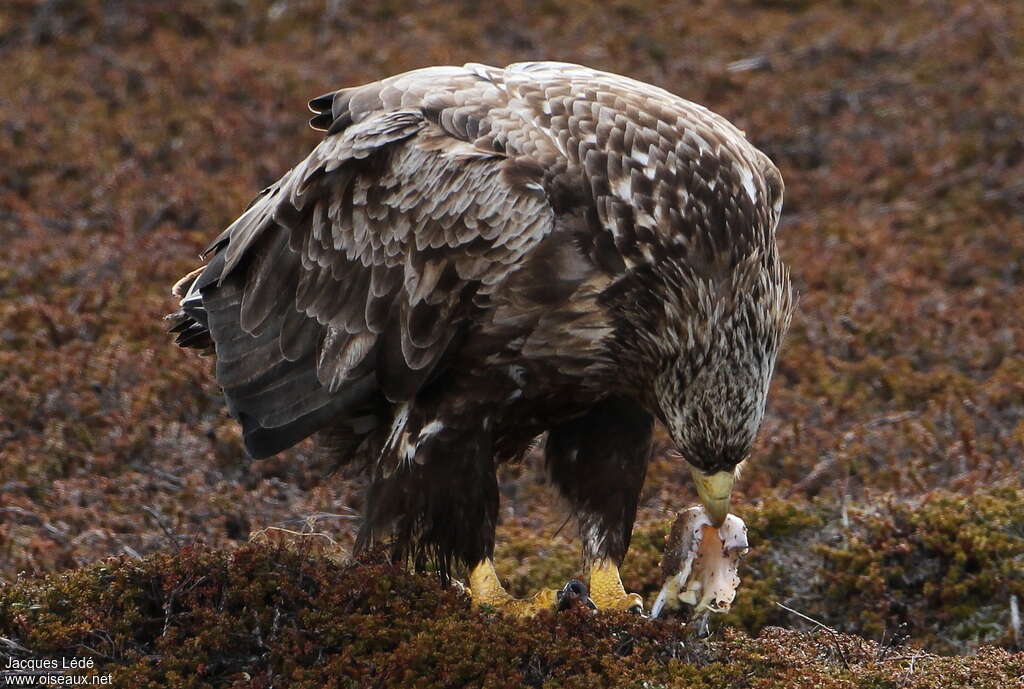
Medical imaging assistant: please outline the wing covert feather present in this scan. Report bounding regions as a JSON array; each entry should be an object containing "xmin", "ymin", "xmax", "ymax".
[{"xmin": 191, "ymin": 79, "xmax": 556, "ymax": 455}]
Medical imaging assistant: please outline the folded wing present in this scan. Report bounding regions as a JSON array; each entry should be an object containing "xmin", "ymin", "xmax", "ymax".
[{"xmin": 171, "ymin": 69, "xmax": 555, "ymax": 458}]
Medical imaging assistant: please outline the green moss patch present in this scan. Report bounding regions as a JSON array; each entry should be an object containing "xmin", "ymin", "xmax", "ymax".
[
  {"xmin": 727, "ymin": 487, "xmax": 1024, "ymax": 654},
  {"xmin": 496, "ymin": 486, "xmax": 1024, "ymax": 654}
]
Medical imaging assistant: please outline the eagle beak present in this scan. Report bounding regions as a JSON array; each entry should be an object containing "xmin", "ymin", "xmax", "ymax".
[{"xmin": 689, "ymin": 468, "xmax": 734, "ymax": 527}]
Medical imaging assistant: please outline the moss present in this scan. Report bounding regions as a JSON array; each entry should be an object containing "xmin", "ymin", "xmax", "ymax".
[
  {"xmin": 694, "ymin": 487, "xmax": 1024, "ymax": 654},
  {"xmin": 493, "ymin": 525, "xmax": 580, "ymax": 599},
  {"xmin": 497, "ymin": 487, "xmax": 1022, "ymax": 655},
  {"xmin": 717, "ymin": 497, "xmax": 830, "ymax": 634},
  {"xmin": 812, "ymin": 486, "xmax": 1024, "ymax": 653}
]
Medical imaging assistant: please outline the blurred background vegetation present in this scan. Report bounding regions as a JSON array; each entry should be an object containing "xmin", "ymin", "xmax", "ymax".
[{"xmin": 1, "ymin": 0, "xmax": 1022, "ymax": 684}]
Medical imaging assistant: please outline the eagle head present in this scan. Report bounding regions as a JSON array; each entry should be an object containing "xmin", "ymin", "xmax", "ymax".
[{"xmin": 613, "ymin": 249, "xmax": 794, "ymax": 526}]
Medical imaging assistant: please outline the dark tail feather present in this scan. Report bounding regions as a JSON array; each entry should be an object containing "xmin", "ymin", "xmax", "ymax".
[{"xmin": 165, "ymin": 253, "xmax": 227, "ymax": 354}]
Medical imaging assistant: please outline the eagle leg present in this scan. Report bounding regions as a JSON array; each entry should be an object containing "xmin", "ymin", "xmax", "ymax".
[
  {"xmin": 546, "ymin": 397, "xmax": 654, "ymax": 615},
  {"xmin": 467, "ymin": 559, "xmax": 561, "ymax": 616},
  {"xmin": 588, "ymin": 558, "xmax": 644, "ymax": 614}
]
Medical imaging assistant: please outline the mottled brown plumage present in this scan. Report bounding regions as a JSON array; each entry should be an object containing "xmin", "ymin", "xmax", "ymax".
[{"xmin": 169, "ymin": 62, "xmax": 793, "ymax": 586}]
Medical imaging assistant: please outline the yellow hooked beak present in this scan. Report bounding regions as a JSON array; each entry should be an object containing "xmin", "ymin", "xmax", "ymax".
[{"xmin": 690, "ymin": 467, "xmax": 735, "ymax": 527}]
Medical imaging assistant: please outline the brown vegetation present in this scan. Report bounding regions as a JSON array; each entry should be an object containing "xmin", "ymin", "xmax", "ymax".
[
  {"xmin": 3, "ymin": 541, "xmax": 1023, "ymax": 688},
  {"xmin": 1, "ymin": 0, "xmax": 1022, "ymax": 685}
]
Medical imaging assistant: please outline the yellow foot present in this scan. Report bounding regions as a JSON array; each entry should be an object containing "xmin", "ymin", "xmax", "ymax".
[
  {"xmin": 589, "ymin": 559, "xmax": 644, "ymax": 614},
  {"xmin": 467, "ymin": 559, "xmax": 559, "ymax": 616}
]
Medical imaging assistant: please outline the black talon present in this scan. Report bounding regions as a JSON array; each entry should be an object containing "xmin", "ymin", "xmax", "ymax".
[
  {"xmin": 627, "ymin": 602, "xmax": 644, "ymax": 616},
  {"xmin": 556, "ymin": 579, "xmax": 595, "ymax": 612}
]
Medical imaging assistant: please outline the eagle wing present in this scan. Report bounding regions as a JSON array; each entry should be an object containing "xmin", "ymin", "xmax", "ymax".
[{"xmin": 173, "ymin": 68, "xmax": 556, "ymax": 458}]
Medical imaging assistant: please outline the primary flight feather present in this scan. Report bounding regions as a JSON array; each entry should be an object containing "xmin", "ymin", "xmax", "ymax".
[{"xmin": 169, "ymin": 61, "xmax": 793, "ymax": 614}]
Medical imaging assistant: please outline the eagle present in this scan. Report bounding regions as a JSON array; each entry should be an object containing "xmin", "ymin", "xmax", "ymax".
[{"xmin": 169, "ymin": 61, "xmax": 793, "ymax": 615}]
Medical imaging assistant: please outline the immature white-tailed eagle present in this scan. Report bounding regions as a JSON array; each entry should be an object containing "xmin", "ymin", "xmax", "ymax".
[{"xmin": 169, "ymin": 61, "xmax": 793, "ymax": 615}]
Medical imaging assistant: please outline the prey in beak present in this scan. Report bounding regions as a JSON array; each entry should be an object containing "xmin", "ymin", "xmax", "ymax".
[{"xmin": 689, "ymin": 467, "xmax": 735, "ymax": 527}]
